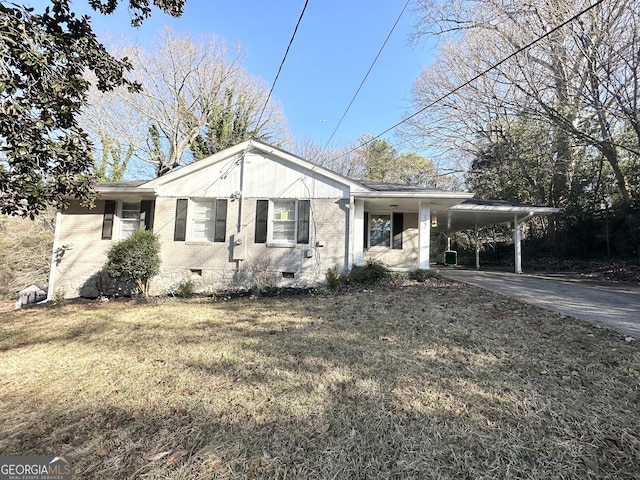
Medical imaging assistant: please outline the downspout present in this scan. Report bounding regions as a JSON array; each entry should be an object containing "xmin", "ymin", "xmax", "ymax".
[
  {"xmin": 46, "ymin": 210, "xmax": 63, "ymax": 301},
  {"xmin": 514, "ymin": 212, "xmax": 534, "ymax": 274}
]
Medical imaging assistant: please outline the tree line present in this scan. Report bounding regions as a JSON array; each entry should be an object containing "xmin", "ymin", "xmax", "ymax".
[
  {"xmin": 2, "ymin": 0, "xmax": 638, "ymax": 262},
  {"xmin": 405, "ymin": 0, "xmax": 640, "ymax": 259}
]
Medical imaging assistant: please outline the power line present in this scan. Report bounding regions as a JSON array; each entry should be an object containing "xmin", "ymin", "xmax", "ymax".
[
  {"xmin": 321, "ymin": 0, "xmax": 411, "ymax": 152},
  {"xmin": 256, "ymin": 0, "xmax": 310, "ymax": 128},
  {"xmin": 331, "ymin": 0, "xmax": 606, "ymax": 162}
]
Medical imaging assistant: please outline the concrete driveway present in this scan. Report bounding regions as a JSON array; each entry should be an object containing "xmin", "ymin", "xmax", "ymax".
[{"xmin": 440, "ymin": 269, "xmax": 640, "ymax": 339}]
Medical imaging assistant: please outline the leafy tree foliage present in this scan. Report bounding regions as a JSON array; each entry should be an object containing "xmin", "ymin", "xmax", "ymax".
[
  {"xmin": 359, "ymin": 137, "xmax": 459, "ymax": 188},
  {"xmin": 0, "ymin": 0, "xmax": 185, "ymax": 217},
  {"xmin": 105, "ymin": 229, "xmax": 161, "ymax": 296},
  {"xmin": 190, "ymin": 88, "xmax": 263, "ymax": 159},
  {"xmin": 92, "ymin": 130, "xmax": 133, "ymax": 182}
]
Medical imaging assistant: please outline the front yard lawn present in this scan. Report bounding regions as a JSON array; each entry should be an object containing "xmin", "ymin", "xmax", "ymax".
[{"xmin": 1, "ymin": 279, "xmax": 638, "ymax": 479}]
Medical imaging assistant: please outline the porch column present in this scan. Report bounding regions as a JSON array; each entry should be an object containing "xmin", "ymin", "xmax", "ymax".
[
  {"xmin": 350, "ymin": 198, "xmax": 365, "ymax": 268},
  {"xmin": 418, "ymin": 202, "xmax": 431, "ymax": 269},
  {"xmin": 514, "ymin": 215, "xmax": 523, "ymax": 274}
]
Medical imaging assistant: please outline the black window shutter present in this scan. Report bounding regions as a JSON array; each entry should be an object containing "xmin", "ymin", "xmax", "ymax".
[
  {"xmin": 214, "ymin": 199, "xmax": 227, "ymax": 242},
  {"xmin": 392, "ymin": 212, "xmax": 403, "ymax": 250},
  {"xmin": 297, "ymin": 200, "xmax": 310, "ymax": 244},
  {"xmin": 102, "ymin": 200, "xmax": 116, "ymax": 240},
  {"xmin": 174, "ymin": 198, "xmax": 188, "ymax": 241},
  {"xmin": 255, "ymin": 199, "xmax": 269, "ymax": 243},
  {"xmin": 140, "ymin": 200, "xmax": 155, "ymax": 231}
]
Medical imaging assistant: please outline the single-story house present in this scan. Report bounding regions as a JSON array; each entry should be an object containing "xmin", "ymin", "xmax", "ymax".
[{"xmin": 47, "ymin": 139, "xmax": 558, "ymax": 298}]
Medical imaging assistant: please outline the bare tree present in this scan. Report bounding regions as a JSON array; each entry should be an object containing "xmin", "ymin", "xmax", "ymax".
[
  {"xmin": 407, "ymin": 0, "xmax": 640, "ymax": 207},
  {"xmin": 81, "ymin": 29, "xmax": 288, "ymax": 177}
]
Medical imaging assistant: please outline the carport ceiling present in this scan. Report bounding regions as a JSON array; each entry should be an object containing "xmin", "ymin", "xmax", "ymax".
[{"xmin": 432, "ymin": 199, "xmax": 558, "ymax": 233}]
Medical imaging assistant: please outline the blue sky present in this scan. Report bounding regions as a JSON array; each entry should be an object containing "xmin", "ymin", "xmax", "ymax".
[{"xmin": 30, "ymin": 0, "xmax": 436, "ymax": 150}]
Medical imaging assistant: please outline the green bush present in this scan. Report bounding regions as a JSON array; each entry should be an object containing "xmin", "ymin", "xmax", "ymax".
[
  {"xmin": 172, "ymin": 277, "xmax": 195, "ymax": 298},
  {"xmin": 348, "ymin": 260, "xmax": 392, "ymax": 285},
  {"xmin": 408, "ymin": 269, "xmax": 440, "ymax": 282},
  {"xmin": 105, "ymin": 229, "xmax": 161, "ymax": 296}
]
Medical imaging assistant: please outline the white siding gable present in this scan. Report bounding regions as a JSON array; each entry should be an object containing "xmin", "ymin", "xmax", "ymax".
[{"xmin": 145, "ymin": 140, "xmax": 363, "ymax": 199}]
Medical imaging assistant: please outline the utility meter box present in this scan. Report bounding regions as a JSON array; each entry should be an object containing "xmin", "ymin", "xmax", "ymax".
[{"xmin": 444, "ymin": 250, "xmax": 457, "ymax": 266}]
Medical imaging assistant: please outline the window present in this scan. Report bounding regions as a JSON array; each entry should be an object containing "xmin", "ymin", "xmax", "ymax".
[
  {"xmin": 120, "ymin": 202, "xmax": 141, "ymax": 239},
  {"xmin": 192, "ymin": 200, "xmax": 215, "ymax": 241},
  {"xmin": 102, "ymin": 200, "xmax": 154, "ymax": 240},
  {"xmin": 365, "ymin": 212, "xmax": 405, "ymax": 250},
  {"xmin": 254, "ymin": 199, "xmax": 310, "ymax": 245},
  {"xmin": 272, "ymin": 200, "xmax": 297, "ymax": 242},
  {"xmin": 369, "ymin": 214, "xmax": 391, "ymax": 248},
  {"xmin": 173, "ymin": 198, "xmax": 227, "ymax": 242}
]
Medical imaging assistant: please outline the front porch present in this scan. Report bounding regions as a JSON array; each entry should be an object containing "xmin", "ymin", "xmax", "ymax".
[{"xmin": 349, "ymin": 188, "xmax": 558, "ymax": 274}]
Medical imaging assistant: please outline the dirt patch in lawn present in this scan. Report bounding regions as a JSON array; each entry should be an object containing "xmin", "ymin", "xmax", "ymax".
[{"xmin": 1, "ymin": 279, "xmax": 638, "ymax": 479}]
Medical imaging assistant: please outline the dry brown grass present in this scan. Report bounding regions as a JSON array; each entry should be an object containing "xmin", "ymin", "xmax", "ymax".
[{"xmin": 1, "ymin": 279, "xmax": 639, "ymax": 479}]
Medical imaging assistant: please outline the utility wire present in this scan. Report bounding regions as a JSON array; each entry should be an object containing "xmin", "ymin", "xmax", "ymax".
[
  {"xmin": 331, "ymin": 0, "xmax": 606, "ymax": 162},
  {"xmin": 321, "ymin": 0, "xmax": 411, "ymax": 152},
  {"xmin": 256, "ymin": 0, "xmax": 310, "ymax": 127}
]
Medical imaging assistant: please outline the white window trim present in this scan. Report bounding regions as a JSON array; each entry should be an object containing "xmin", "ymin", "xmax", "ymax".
[
  {"xmin": 117, "ymin": 200, "xmax": 141, "ymax": 240},
  {"xmin": 267, "ymin": 199, "xmax": 298, "ymax": 245},
  {"xmin": 185, "ymin": 197, "xmax": 218, "ymax": 244},
  {"xmin": 187, "ymin": 198, "xmax": 217, "ymax": 243}
]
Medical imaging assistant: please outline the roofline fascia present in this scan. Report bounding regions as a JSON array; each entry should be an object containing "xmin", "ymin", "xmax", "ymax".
[
  {"xmin": 95, "ymin": 186, "xmax": 157, "ymax": 196},
  {"xmin": 353, "ymin": 191, "xmax": 474, "ymax": 199},
  {"xmin": 450, "ymin": 204, "xmax": 559, "ymax": 214}
]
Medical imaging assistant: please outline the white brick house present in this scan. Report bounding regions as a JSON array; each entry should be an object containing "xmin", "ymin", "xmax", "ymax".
[{"xmin": 47, "ymin": 139, "xmax": 557, "ymax": 298}]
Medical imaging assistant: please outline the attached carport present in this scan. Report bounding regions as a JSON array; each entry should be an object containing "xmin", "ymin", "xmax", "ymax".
[
  {"xmin": 431, "ymin": 199, "xmax": 559, "ymax": 273},
  {"xmin": 351, "ymin": 181, "xmax": 559, "ymax": 274}
]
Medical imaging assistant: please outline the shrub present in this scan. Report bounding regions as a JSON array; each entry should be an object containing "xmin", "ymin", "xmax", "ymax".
[
  {"xmin": 325, "ymin": 265, "xmax": 343, "ymax": 290},
  {"xmin": 172, "ymin": 277, "xmax": 195, "ymax": 298},
  {"xmin": 105, "ymin": 230, "xmax": 161, "ymax": 296},
  {"xmin": 408, "ymin": 269, "xmax": 440, "ymax": 282},
  {"xmin": 348, "ymin": 260, "xmax": 392, "ymax": 285}
]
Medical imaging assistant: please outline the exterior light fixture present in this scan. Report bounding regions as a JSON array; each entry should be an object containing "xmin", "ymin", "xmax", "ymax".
[{"xmin": 431, "ymin": 213, "xmax": 438, "ymax": 228}]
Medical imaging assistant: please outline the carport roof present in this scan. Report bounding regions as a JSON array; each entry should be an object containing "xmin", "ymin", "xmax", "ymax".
[
  {"xmin": 433, "ymin": 198, "xmax": 559, "ymax": 233},
  {"xmin": 354, "ymin": 181, "xmax": 558, "ymax": 232}
]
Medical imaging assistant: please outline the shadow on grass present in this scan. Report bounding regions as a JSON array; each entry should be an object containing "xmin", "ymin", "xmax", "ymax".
[{"xmin": 1, "ymin": 282, "xmax": 639, "ymax": 479}]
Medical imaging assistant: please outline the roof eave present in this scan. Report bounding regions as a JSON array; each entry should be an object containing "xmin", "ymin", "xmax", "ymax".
[
  {"xmin": 450, "ymin": 204, "xmax": 559, "ymax": 214},
  {"xmin": 95, "ymin": 186, "xmax": 156, "ymax": 196},
  {"xmin": 354, "ymin": 191, "xmax": 474, "ymax": 199}
]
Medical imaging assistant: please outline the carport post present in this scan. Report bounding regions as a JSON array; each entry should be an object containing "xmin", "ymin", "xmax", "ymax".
[
  {"xmin": 475, "ymin": 228, "xmax": 480, "ymax": 270},
  {"xmin": 514, "ymin": 212, "xmax": 533, "ymax": 274},
  {"xmin": 514, "ymin": 217, "xmax": 522, "ymax": 274}
]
